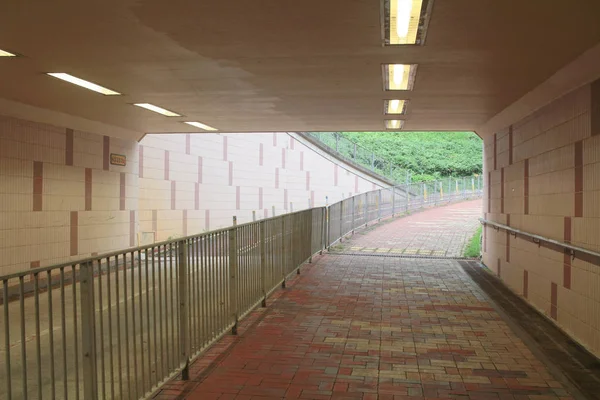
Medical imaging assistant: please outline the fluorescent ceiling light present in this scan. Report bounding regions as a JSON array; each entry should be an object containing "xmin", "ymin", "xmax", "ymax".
[
  {"xmin": 134, "ymin": 103, "xmax": 181, "ymax": 117},
  {"xmin": 384, "ymin": 64, "xmax": 416, "ymax": 91},
  {"xmin": 385, "ymin": 120, "xmax": 404, "ymax": 130},
  {"xmin": 0, "ymin": 49, "xmax": 17, "ymax": 57},
  {"xmin": 47, "ymin": 73, "xmax": 121, "ymax": 95},
  {"xmin": 184, "ymin": 121, "xmax": 218, "ymax": 131},
  {"xmin": 388, "ymin": 0, "xmax": 424, "ymax": 45},
  {"xmin": 385, "ymin": 99, "xmax": 407, "ymax": 115}
]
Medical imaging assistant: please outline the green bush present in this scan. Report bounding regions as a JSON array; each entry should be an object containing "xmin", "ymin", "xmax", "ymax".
[{"xmin": 336, "ymin": 131, "xmax": 483, "ymax": 180}]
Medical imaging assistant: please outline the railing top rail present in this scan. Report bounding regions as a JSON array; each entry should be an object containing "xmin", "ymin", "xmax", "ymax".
[{"xmin": 479, "ymin": 218, "xmax": 600, "ymax": 260}]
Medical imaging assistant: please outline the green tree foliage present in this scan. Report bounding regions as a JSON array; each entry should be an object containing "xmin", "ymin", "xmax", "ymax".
[{"xmin": 337, "ymin": 131, "xmax": 482, "ymax": 181}]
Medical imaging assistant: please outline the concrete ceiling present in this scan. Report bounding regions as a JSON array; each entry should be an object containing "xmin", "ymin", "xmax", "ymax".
[{"xmin": 1, "ymin": 0, "xmax": 600, "ymax": 141}]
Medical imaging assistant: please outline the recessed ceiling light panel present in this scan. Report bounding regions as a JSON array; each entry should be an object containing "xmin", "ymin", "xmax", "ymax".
[
  {"xmin": 47, "ymin": 73, "xmax": 121, "ymax": 95},
  {"xmin": 383, "ymin": 0, "xmax": 433, "ymax": 45},
  {"xmin": 385, "ymin": 119, "xmax": 405, "ymax": 130},
  {"xmin": 383, "ymin": 64, "xmax": 417, "ymax": 91},
  {"xmin": 134, "ymin": 103, "xmax": 181, "ymax": 117},
  {"xmin": 184, "ymin": 121, "xmax": 218, "ymax": 131},
  {"xmin": 0, "ymin": 49, "xmax": 17, "ymax": 57},
  {"xmin": 385, "ymin": 99, "xmax": 407, "ymax": 115}
]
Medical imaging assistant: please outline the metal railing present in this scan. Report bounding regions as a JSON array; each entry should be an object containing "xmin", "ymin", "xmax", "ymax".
[
  {"xmin": 0, "ymin": 183, "xmax": 482, "ymax": 400},
  {"xmin": 480, "ymin": 219, "xmax": 600, "ymax": 264}
]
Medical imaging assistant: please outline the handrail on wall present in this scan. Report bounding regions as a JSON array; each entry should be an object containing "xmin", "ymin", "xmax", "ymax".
[{"xmin": 479, "ymin": 218, "xmax": 600, "ymax": 261}]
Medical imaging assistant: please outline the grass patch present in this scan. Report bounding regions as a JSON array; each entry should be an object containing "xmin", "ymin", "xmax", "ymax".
[{"xmin": 464, "ymin": 225, "xmax": 482, "ymax": 258}]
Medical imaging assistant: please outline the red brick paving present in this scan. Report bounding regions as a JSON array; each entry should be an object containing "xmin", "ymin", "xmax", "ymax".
[{"xmin": 154, "ymin": 201, "xmax": 574, "ymax": 400}]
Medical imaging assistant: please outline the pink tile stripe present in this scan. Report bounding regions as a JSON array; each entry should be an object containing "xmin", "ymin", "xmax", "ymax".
[
  {"xmin": 305, "ymin": 171, "xmax": 310, "ymax": 191},
  {"xmin": 65, "ymin": 128, "xmax": 74, "ymax": 166},
  {"xmin": 259, "ymin": 143, "xmax": 264, "ymax": 166},
  {"xmin": 186, "ymin": 134, "xmax": 191, "ymax": 155},
  {"xmin": 284, "ymin": 189, "xmax": 288, "ymax": 210},
  {"xmin": 259, "ymin": 188, "xmax": 263, "ymax": 209},
  {"xmin": 223, "ymin": 136, "xmax": 228, "ymax": 161},
  {"xmin": 103, "ymin": 136, "xmax": 110, "ymax": 171},
  {"xmin": 275, "ymin": 168, "xmax": 279, "ymax": 189},
  {"xmin": 70, "ymin": 211, "xmax": 78, "ymax": 256},
  {"xmin": 198, "ymin": 156, "xmax": 203, "ymax": 183},
  {"xmin": 164, "ymin": 150, "xmax": 170, "ymax": 180},
  {"xmin": 33, "ymin": 161, "xmax": 43, "ymax": 211},
  {"xmin": 282, "ymin": 148, "xmax": 286, "ymax": 168},
  {"xmin": 171, "ymin": 180, "xmax": 176, "ymax": 210},
  {"xmin": 229, "ymin": 161, "xmax": 233, "ymax": 186},
  {"xmin": 236, "ymin": 186, "xmax": 241, "ymax": 210},
  {"xmin": 85, "ymin": 168, "xmax": 92, "ymax": 211}
]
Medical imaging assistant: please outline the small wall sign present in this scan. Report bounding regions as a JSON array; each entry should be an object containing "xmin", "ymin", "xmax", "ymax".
[{"xmin": 110, "ymin": 153, "xmax": 127, "ymax": 166}]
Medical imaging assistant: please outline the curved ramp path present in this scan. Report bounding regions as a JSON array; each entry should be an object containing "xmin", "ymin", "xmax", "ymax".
[
  {"xmin": 155, "ymin": 201, "xmax": 584, "ymax": 400},
  {"xmin": 337, "ymin": 199, "xmax": 482, "ymax": 258}
]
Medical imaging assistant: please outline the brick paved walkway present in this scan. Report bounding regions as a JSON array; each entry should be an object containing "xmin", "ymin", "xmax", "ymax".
[
  {"xmin": 156, "ymin": 200, "xmax": 576, "ymax": 400},
  {"xmin": 339, "ymin": 200, "xmax": 482, "ymax": 257}
]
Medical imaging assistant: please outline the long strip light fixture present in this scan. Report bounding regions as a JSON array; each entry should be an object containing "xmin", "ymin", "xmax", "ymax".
[
  {"xmin": 385, "ymin": 99, "xmax": 407, "ymax": 115},
  {"xmin": 184, "ymin": 121, "xmax": 218, "ymax": 131},
  {"xmin": 0, "ymin": 49, "xmax": 17, "ymax": 57},
  {"xmin": 385, "ymin": 0, "xmax": 430, "ymax": 45},
  {"xmin": 384, "ymin": 64, "xmax": 417, "ymax": 91},
  {"xmin": 47, "ymin": 73, "xmax": 121, "ymax": 95},
  {"xmin": 133, "ymin": 103, "xmax": 181, "ymax": 117},
  {"xmin": 385, "ymin": 120, "xmax": 404, "ymax": 130}
]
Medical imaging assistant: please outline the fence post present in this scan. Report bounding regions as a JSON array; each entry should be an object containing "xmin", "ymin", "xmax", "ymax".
[
  {"xmin": 178, "ymin": 240, "xmax": 190, "ymax": 379},
  {"xmin": 339, "ymin": 201, "xmax": 344, "ymax": 242},
  {"xmin": 281, "ymin": 215, "xmax": 287, "ymax": 288},
  {"xmin": 260, "ymin": 220, "xmax": 267, "ymax": 307},
  {"xmin": 378, "ymin": 189, "xmax": 382, "ymax": 221},
  {"xmin": 364, "ymin": 194, "xmax": 369, "ymax": 227},
  {"xmin": 229, "ymin": 220, "xmax": 239, "ymax": 334},
  {"xmin": 392, "ymin": 187, "xmax": 396, "ymax": 217},
  {"xmin": 80, "ymin": 261, "xmax": 98, "ymax": 400},
  {"xmin": 351, "ymin": 196, "xmax": 356, "ymax": 233},
  {"xmin": 252, "ymin": 210, "xmax": 256, "ymax": 222},
  {"xmin": 272, "ymin": 205, "xmax": 276, "ymax": 217},
  {"xmin": 406, "ymin": 183, "xmax": 410, "ymax": 212},
  {"xmin": 320, "ymin": 207, "xmax": 326, "ymax": 254}
]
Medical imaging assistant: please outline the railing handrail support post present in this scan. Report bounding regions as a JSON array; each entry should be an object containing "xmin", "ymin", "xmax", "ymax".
[
  {"xmin": 229, "ymin": 221, "xmax": 239, "ymax": 335},
  {"xmin": 178, "ymin": 240, "xmax": 190, "ymax": 380},
  {"xmin": 80, "ymin": 261, "xmax": 98, "ymax": 400},
  {"xmin": 260, "ymin": 220, "xmax": 267, "ymax": 307}
]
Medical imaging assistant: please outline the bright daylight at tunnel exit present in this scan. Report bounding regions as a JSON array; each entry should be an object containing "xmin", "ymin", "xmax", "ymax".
[{"xmin": 1, "ymin": 1, "xmax": 600, "ymax": 399}]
